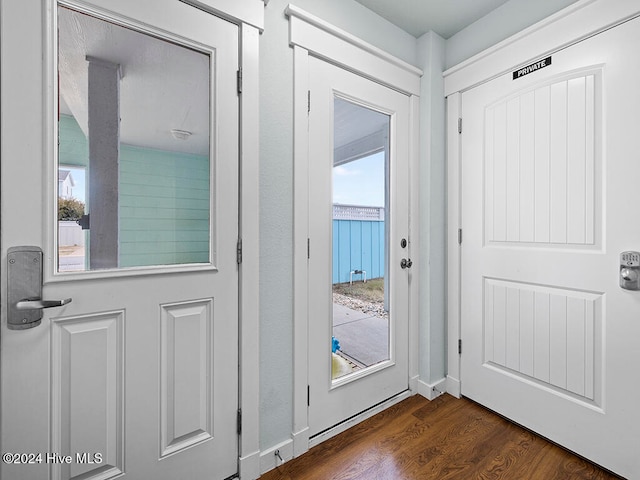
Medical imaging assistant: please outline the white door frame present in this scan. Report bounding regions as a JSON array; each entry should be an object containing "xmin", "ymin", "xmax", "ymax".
[
  {"xmin": 189, "ymin": 3, "xmax": 264, "ymax": 478},
  {"xmin": 0, "ymin": 1, "xmax": 262, "ymax": 479},
  {"xmin": 288, "ymin": 4, "xmax": 422, "ymax": 465},
  {"xmin": 444, "ymin": 0, "xmax": 640, "ymax": 398}
]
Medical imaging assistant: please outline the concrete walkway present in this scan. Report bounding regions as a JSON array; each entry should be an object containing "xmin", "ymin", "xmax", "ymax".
[{"xmin": 332, "ymin": 303, "xmax": 389, "ymax": 367}]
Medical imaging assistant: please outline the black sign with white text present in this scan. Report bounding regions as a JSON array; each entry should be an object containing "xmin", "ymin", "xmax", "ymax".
[{"xmin": 513, "ymin": 56, "xmax": 552, "ymax": 80}]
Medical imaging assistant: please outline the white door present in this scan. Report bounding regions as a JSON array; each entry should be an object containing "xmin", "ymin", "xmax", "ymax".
[
  {"xmin": 307, "ymin": 57, "xmax": 411, "ymax": 436},
  {"xmin": 1, "ymin": 1, "xmax": 239, "ymax": 479},
  {"xmin": 460, "ymin": 15, "xmax": 640, "ymax": 478}
]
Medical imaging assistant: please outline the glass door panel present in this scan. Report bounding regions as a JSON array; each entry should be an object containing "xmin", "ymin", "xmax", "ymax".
[
  {"xmin": 57, "ymin": 5, "xmax": 211, "ymax": 273},
  {"xmin": 331, "ymin": 97, "xmax": 390, "ymax": 381}
]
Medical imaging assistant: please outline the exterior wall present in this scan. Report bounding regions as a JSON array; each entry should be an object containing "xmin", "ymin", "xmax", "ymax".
[
  {"xmin": 332, "ymin": 219, "xmax": 385, "ymax": 284},
  {"xmin": 59, "ymin": 114, "xmax": 209, "ymax": 267},
  {"xmin": 119, "ymin": 145, "xmax": 210, "ymax": 267}
]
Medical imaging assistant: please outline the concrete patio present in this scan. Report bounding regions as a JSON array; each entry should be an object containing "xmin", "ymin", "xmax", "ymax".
[{"xmin": 332, "ymin": 303, "xmax": 389, "ymax": 368}]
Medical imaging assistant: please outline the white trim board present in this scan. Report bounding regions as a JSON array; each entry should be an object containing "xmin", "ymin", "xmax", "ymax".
[
  {"xmin": 238, "ymin": 22, "xmax": 261, "ymax": 480},
  {"xmin": 444, "ymin": 0, "xmax": 640, "ymax": 401},
  {"xmin": 285, "ymin": 4, "xmax": 422, "ymax": 96}
]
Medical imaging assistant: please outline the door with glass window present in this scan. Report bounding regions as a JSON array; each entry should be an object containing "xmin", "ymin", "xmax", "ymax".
[
  {"xmin": 308, "ymin": 57, "xmax": 411, "ymax": 436},
  {"xmin": 1, "ymin": 1, "xmax": 239, "ymax": 478}
]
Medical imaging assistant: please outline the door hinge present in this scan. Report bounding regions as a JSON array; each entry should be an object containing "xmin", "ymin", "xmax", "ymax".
[
  {"xmin": 458, "ymin": 339, "xmax": 462, "ymax": 355},
  {"xmin": 307, "ymin": 238, "xmax": 310, "ymax": 259},
  {"xmin": 307, "ymin": 90, "xmax": 311, "ymax": 114},
  {"xmin": 237, "ymin": 69, "xmax": 243, "ymax": 95},
  {"xmin": 458, "ymin": 228, "xmax": 462, "ymax": 245},
  {"xmin": 237, "ymin": 409, "xmax": 242, "ymax": 435},
  {"xmin": 307, "ymin": 385, "xmax": 310, "ymax": 406},
  {"xmin": 458, "ymin": 117, "xmax": 462, "ymax": 134},
  {"xmin": 236, "ymin": 238, "xmax": 242, "ymax": 265}
]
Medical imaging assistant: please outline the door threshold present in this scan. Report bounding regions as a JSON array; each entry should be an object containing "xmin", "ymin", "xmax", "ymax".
[{"xmin": 309, "ymin": 390, "xmax": 411, "ymax": 448}]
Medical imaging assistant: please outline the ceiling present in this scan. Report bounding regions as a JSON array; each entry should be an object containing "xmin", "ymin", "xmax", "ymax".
[
  {"xmin": 353, "ymin": 0, "xmax": 510, "ymax": 38},
  {"xmin": 58, "ymin": 6, "xmax": 210, "ymax": 156}
]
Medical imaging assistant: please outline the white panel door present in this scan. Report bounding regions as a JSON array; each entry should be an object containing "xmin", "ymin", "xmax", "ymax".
[
  {"xmin": 1, "ymin": 1, "xmax": 239, "ymax": 479},
  {"xmin": 307, "ymin": 57, "xmax": 411, "ymax": 436},
  {"xmin": 461, "ymin": 16, "xmax": 640, "ymax": 478}
]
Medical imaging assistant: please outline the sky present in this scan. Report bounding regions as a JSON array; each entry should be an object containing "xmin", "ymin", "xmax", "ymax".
[
  {"xmin": 64, "ymin": 166, "xmax": 86, "ymax": 203},
  {"xmin": 333, "ymin": 151, "xmax": 385, "ymax": 207}
]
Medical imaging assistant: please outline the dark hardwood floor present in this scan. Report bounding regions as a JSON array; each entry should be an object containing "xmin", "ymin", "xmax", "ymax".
[{"xmin": 260, "ymin": 394, "xmax": 622, "ymax": 480}]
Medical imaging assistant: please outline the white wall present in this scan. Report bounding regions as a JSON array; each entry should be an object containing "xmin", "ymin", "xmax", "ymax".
[
  {"xmin": 416, "ymin": 31, "xmax": 447, "ymax": 386},
  {"xmin": 259, "ymin": 0, "xmax": 417, "ymax": 451},
  {"xmin": 445, "ymin": 0, "xmax": 580, "ymax": 69}
]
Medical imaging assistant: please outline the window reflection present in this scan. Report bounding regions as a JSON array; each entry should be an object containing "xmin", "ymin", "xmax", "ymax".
[
  {"xmin": 331, "ymin": 97, "xmax": 390, "ymax": 380},
  {"xmin": 57, "ymin": 6, "xmax": 211, "ymax": 272}
]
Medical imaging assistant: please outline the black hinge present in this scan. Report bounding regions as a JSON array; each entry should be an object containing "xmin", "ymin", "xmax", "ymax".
[
  {"xmin": 307, "ymin": 238, "xmax": 310, "ymax": 259},
  {"xmin": 77, "ymin": 214, "xmax": 90, "ymax": 230},
  {"xmin": 458, "ymin": 117, "xmax": 462, "ymax": 134},
  {"xmin": 307, "ymin": 90, "xmax": 311, "ymax": 113},
  {"xmin": 458, "ymin": 339, "xmax": 462, "ymax": 355},
  {"xmin": 236, "ymin": 409, "xmax": 242, "ymax": 435},
  {"xmin": 307, "ymin": 385, "xmax": 310, "ymax": 406},
  {"xmin": 237, "ymin": 69, "xmax": 243, "ymax": 95},
  {"xmin": 458, "ymin": 228, "xmax": 462, "ymax": 245},
  {"xmin": 236, "ymin": 238, "xmax": 242, "ymax": 265}
]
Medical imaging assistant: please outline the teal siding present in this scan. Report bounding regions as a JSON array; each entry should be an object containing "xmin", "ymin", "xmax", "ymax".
[
  {"xmin": 332, "ymin": 219, "xmax": 385, "ymax": 284},
  {"xmin": 119, "ymin": 144, "xmax": 209, "ymax": 267},
  {"xmin": 58, "ymin": 114, "xmax": 210, "ymax": 268},
  {"xmin": 58, "ymin": 114, "xmax": 89, "ymax": 167}
]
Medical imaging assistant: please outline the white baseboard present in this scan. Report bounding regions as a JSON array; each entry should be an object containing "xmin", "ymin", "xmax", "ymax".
[
  {"xmin": 308, "ymin": 390, "xmax": 412, "ymax": 448},
  {"xmin": 259, "ymin": 439, "xmax": 294, "ymax": 475},
  {"xmin": 446, "ymin": 375, "xmax": 461, "ymax": 398},
  {"xmin": 409, "ymin": 374, "xmax": 419, "ymax": 393},
  {"xmin": 416, "ymin": 378, "xmax": 447, "ymax": 400},
  {"xmin": 292, "ymin": 427, "xmax": 309, "ymax": 458},
  {"xmin": 239, "ymin": 450, "xmax": 260, "ymax": 480}
]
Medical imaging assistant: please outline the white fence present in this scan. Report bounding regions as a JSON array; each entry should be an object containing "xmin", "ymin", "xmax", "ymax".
[
  {"xmin": 59, "ymin": 221, "xmax": 84, "ymax": 246},
  {"xmin": 333, "ymin": 204, "xmax": 384, "ymax": 221}
]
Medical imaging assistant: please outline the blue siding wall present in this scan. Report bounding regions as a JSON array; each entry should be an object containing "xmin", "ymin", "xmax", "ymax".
[{"xmin": 332, "ymin": 219, "xmax": 385, "ymax": 284}]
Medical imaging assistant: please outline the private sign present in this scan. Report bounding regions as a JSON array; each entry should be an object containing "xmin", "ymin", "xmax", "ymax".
[{"xmin": 513, "ymin": 56, "xmax": 552, "ymax": 80}]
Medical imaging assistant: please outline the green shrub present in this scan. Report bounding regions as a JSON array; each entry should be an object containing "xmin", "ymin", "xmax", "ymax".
[{"xmin": 58, "ymin": 197, "xmax": 85, "ymax": 221}]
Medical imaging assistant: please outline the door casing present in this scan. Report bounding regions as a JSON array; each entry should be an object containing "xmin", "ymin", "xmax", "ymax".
[{"xmin": 289, "ymin": 5, "xmax": 422, "ymax": 463}]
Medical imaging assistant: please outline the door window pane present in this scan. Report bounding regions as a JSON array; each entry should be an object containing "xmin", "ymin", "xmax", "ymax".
[
  {"xmin": 331, "ymin": 97, "xmax": 390, "ymax": 380},
  {"xmin": 57, "ymin": 6, "xmax": 211, "ymax": 272}
]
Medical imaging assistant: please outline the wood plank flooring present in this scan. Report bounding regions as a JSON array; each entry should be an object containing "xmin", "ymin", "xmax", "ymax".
[{"xmin": 260, "ymin": 394, "xmax": 622, "ymax": 480}]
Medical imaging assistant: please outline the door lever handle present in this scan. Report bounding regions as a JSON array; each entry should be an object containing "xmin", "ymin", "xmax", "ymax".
[
  {"xmin": 16, "ymin": 298, "xmax": 72, "ymax": 310},
  {"xmin": 400, "ymin": 258, "xmax": 413, "ymax": 269},
  {"xmin": 7, "ymin": 246, "xmax": 73, "ymax": 330}
]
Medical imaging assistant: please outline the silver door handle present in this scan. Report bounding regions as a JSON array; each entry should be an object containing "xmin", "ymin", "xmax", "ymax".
[
  {"xmin": 400, "ymin": 258, "xmax": 413, "ymax": 269},
  {"xmin": 16, "ymin": 298, "xmax": 72, "ymax": 310},
  {"xmin": 7, "ymin": 246, "xmax": 73, "ymax": 330}
]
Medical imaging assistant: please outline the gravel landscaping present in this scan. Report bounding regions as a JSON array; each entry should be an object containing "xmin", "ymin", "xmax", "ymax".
[{"xmin": 332, "ymin": 292, "xmax": 388, "ymax": 320}]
